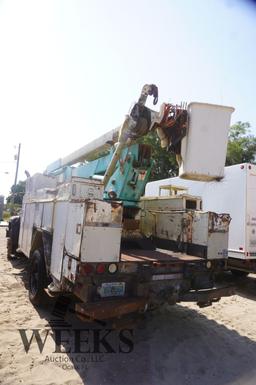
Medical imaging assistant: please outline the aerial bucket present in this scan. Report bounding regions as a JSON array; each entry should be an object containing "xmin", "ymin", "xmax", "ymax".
[{"xmin": 179, "ymin": 102, "xmax": 235, "ymax": 181}]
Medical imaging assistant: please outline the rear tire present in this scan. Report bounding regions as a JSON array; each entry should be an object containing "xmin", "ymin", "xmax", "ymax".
[
  {"xmin": 29, "ymin": 249, "xmax": 47, "ymax": 306},
  {"xmin": 7, "ymin": 238, "xmax": 13, "ymax": 259},
  {"xmin": 231, "ymin": 269, "xmax": 249, "ymax": 278},
  {"xmin": 6, "ymin": 216, "xmax": 20, "ymax": 259}
]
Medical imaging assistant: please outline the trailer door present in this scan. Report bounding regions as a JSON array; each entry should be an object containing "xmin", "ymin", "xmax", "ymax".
[{"xmin": 246, "ymin": 164, "xmax": 256, "ymax": 258}]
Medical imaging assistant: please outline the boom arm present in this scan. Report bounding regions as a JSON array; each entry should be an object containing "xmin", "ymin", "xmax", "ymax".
[
  {"xmin": 102, "ymin": 84, "xmax": 159, "ymax": 186},
  {"xmin": 46, "ymin": 84, "xmax": 187, "ymax": 186}
]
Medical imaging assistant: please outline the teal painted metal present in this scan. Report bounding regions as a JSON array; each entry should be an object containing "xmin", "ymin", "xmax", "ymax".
[
  {"xmin": 48, "ymin": 143, "xmax": 153, "ymax": 208},
  {"xmin": 104, "ymin": 144, "xmax": 153, "ymax": 207},
  {"xmin": 73, "ymin": 150, "xmax": 114, "ymax": 178},
  {"xmin": 49, "ymin": 165, "xmax": 73, "ymax": 179}
]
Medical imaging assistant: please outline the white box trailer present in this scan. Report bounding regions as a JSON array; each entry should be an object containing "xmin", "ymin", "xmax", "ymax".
[{"xmin": 145, "ymin": 163, "xmax": 256, "ymax": 270}]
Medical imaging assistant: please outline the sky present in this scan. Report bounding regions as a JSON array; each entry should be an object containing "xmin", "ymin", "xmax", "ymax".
[{"xmin": 0, "ymin": 0, "xmax": 256, "ymax": 197}]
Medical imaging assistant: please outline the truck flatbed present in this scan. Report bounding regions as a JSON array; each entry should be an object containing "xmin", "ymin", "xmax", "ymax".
[{"xmin": 121, "ymin": 249, "xmax": 202, "ymax": 263}]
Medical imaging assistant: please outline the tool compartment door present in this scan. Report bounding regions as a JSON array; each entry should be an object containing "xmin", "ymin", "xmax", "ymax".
[
  {"xmin": 80, "ymin": 200, "xmax": 122, "ymax": 262},
  {"xmin": 50, "ymin": 201, "xmax": 69, "ymax": 280},
  {"xmin": 20, "ymin": 203, "xmax": 35, "ymax": 257},
  {"xmin": 64, "ymin": 202, "xmax": 85, "ymax": 258},
  {"xmin": 81, "ymin": 225, "xmax": 121, "ymax": 262}
]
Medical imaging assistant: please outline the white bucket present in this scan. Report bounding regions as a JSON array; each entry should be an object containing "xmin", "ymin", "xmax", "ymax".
[{"xmin": 179, "ymin": 102, "xmax": 235, "ymax": 181}]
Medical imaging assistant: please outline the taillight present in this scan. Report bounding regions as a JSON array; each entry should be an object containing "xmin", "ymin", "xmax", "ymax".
[
  {"xmin": 108, "ymin": 263, "xmax": 118, "ymax": 274},
  {"xmin": 96, "ymin": 263, "xmax": 105, "ymax": 274},
  {"xmin": 80, "ymin": 263, "xmax": 94, "ymax": 275}
]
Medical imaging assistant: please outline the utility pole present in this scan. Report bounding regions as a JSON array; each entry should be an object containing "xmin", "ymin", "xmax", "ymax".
[{"xmin": 14, "ymin": 143, "xmax": 21, "ymax": 186}]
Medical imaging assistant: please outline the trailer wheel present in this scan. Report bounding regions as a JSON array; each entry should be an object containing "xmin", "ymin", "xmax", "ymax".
[
  {"xmin": 29, "ymin": 249, "xmax": 47, "ymax": 306},
  {"xmin": 231, "ymin": 270, "xmax": 249, "ymax": 278}
]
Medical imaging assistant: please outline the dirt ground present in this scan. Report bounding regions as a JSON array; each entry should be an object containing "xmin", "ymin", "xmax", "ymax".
[{"xmin": 1, "ymin": 227, "xmax": 256, "ymax": 385}]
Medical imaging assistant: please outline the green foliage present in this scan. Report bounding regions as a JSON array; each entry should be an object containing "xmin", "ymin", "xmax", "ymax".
[
  {"xmin": 6, "ymin": 180, "xmax": 26, "ymax": 205},
  {"xmin": 226, "ymin": 122, "xmax": 256, "ymax": 166},
  {"xmin": 140, "ymin": 131, "xmax": 178, "ymax": 181},
  {"xmin": 4, "ymin": 203, "xmax": 21, "ymax": 217},
  {"xmin": 3, "ymin": 210, "xmax": 11, "ymax": 221}
]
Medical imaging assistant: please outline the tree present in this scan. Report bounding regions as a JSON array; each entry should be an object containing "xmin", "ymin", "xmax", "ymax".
[
  {"xmin": 226, "ymin": 121, "xmax": 256, "ymax": 166},
  {"xmin": 140, "ymin": 131, "xmax": 178, "ymax": 181},
  {"xmin": 6, "ymin": 180, "xmax": 26, "ymax": 205}
]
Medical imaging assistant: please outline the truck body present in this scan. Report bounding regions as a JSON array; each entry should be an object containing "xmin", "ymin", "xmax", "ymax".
[
  {"xmin": 8, "ymin": 85, "xmax": 235, "ymax": 321},
  {"xmin": 145, "ymin": 163, "xmax": 256, "ymax": 275},
  {"xmin": 17, "ymin": 172, "xmax": 231, "ymax": 320}
]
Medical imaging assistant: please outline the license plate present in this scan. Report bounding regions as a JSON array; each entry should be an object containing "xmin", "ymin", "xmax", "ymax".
[{"xmin": 99, "ymin": 282, "xmax": 125, "ymax": 297}]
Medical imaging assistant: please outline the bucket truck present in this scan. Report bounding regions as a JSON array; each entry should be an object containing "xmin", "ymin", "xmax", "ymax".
[{"xmin": 7, "ymin": 85, "xmax": 235, "ymax": 321}]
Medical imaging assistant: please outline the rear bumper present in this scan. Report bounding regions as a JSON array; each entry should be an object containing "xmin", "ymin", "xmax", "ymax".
[
  {"xmin": 75, "ymin": 297, "xmax": 147, "ymax": 321},
  {"xmin": 228, "ymin": 257, "xmax": 256, "ymax": 273},
  {"xmin": 75, "ymin": 284, "xmax": 235, "ymax": 321}
]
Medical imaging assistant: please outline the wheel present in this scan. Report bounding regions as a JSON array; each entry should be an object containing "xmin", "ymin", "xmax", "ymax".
[
  {"xmin": 6, "ymin": 216, "xmax": 20, "ymax": 259},
  {"xmin": 7, "ymin": 238, "xmax": 13, "ymax": 259},
  {"xmin": 29, "ymin": 249, "xmax": 47, "ymax": 306},
  {"xmin": 231, "ymin": 269, "xmax": 249, "ymax": 278}
]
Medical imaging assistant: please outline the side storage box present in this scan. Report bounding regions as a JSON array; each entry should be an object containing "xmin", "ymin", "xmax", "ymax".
[{"xmin": 192, "ymin": 212, "xmax": 230, "ymax": 259}]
